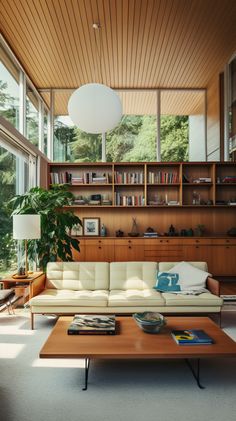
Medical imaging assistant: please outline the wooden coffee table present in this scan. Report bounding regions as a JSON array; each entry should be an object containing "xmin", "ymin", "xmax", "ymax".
[{"xmin": 40, "ymin": 316, "xmax": 236, "ymax": 390}]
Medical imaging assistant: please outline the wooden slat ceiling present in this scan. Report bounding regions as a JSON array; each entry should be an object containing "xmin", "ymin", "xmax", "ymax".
[{"xmin": 1, "ymin": 0, "xmax": 236, "ymax": 115}]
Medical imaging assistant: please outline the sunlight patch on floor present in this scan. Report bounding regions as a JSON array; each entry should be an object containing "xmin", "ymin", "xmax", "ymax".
[
  {"xmin": 32, "ymin": 358, "xmax": 85, "ymax": 368},
  {"xmin": 0, "ymin": 343, "xmax": 25, "ymax": 358}
]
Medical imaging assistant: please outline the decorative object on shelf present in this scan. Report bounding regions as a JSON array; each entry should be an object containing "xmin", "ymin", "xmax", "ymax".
[
  {"xmin": 168, "ymin": 224, "xmax": 176, "ymax": 236},
  {"xmin": 10, "ymin": 186, "xmax": 82, "ymax": 271},
  {"xmin": 68, "ymin": 23, "xmax": 122, "ymax": 134},
  {"xmin": 101, "ymin": 223, "xmax": 107, "ymax": 237},
  {"xmin": 186, "ymin": 228, "xmax": 194, "ymax": 237},
  {"xmin": 83, "ymin": 217, "xmax": 100, "ymax": 236},
  {"xmin": 128, "ymin": 217, "xmax": 139, "ymax": 237},
  {"xmin": 133, "ymin": 312, "xmax": 166, "ymax": 334},
  {"xmin": 227, "ymin": 227, "xmax": 236, "ymax": 237},
  {"xmin": 192, "ymin": 190, "xmax": 201, "ymax": 205},
  {"xmin": 13, "ymin": 214, "xmax": 41, "ymax": 278},
  {"xmin": 180, "ymin": 229, "xmax": 187, "ymax": 236},
  {"xmin": 115, "ymin": 229, "xmax": 124, "ymax": 237},
  {"xmin": 195, "ymin": 224, "xmax": 205, "ymax": 237}
]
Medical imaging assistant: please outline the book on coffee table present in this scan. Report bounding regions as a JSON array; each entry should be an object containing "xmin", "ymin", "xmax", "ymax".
[
  {"xmin": 67, "ymin": 314, "xmax": 116, "ymax": 335},
  {"xmin": 171, "ymin": 329, "xmax": 213, "ymax": 345}
]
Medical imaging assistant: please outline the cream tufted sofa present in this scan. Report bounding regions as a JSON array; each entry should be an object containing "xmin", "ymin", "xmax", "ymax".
[{"xmin": 29, "ymin": 261, "xmax": 223, "ymax": 329}]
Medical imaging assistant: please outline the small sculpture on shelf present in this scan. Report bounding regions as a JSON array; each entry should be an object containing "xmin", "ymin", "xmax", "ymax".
[
  {"xmin": 116, "ymin": 229, "xmax": 124, "ymax": 237},
  {"xmin": 194, "ymin": 224, "xmax": 205, "ymax": 237},
  {"xmin": 128, "ymin": 217, "xmax": 139, "ymax": 237}
]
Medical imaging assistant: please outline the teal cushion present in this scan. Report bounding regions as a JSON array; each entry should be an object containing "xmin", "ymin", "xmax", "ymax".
[{"xmin": 154, "ymin": 272, "xmax": 181, "ymax": 292}]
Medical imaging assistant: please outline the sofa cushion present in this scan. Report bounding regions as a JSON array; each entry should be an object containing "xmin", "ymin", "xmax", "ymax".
[
  {"xmin": 162, "ymin": 292, "xmax": 223, "ymax": 306},
  {"xmin": 159, "ymin": 261, "xmax": 209, "ymax": 272},
  {"xmin": 109, "ymin": 262, "xmax": 157, "ymax": 290},
  {"xmin": 155, "ymin": 272, "xmax": 181, "ymax": 292},
  {"xmin": 46, "ymin": 262, "xmax": 109, "ymax": 290},
  {"xmin": 108, "ymin": 289, "xmax": 165, "ymax": 307},
  {"xmin": 159, "ymin": 261, "xmax": 211, "ymax": 291},
  {"xmin": 30, "ymin": 289, "xmax": 108, "ymax": 307}
]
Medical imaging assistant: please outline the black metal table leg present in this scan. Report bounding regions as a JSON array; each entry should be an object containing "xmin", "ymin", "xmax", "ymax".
[
  {"xmin": 82, "ymin": 358, "xmax": 90, "ymax": 391},
  {"xmin": 185, "ymin": 359, "xmax": 205, "ymax": 389}
]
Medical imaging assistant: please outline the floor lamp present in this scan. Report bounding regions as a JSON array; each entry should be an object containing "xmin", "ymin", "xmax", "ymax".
[{"xmin": 13, "ymin": 214, "xmax": 41, "ymax": 278}]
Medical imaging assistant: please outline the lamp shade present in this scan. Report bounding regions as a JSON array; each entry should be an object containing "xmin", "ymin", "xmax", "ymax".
[
  {"xmin": 13, "ymin": 214, "xmax": 41, "ymax": 240},
  {"xmin": 68, "ymin": 83, "xmax": 122, "ymax": 134}
]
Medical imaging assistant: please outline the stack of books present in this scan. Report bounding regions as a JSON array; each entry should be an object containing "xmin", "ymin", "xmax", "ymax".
[
  {"xmin": 143, "ymin": 232, "xmax": 158, "ymax": 237},
  {"xmin": 171, "ymin": 329, "xmax": 213, "ymax": 345},
  {"xmin": 67, "ymin": 314, "xmax": 116, "ymax": 335}
]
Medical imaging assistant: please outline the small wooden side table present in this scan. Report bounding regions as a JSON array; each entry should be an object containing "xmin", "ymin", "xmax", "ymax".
[{"xmin": 0, "ymin": 272, "xmax": 44, "ymax": 306}]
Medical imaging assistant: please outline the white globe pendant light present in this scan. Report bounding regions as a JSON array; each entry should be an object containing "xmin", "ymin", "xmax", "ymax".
[{"xmin": 68, "ymin": 83, "xmax": 122, "ymax": 134}]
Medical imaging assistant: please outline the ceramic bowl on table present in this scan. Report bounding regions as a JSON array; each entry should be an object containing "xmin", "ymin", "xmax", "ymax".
[{"xmin": 133, "ymin": 311, "xmax": 166, "ymax": 333}]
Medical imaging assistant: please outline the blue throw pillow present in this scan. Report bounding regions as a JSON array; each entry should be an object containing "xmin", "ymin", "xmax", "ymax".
[{"xmin": 154, "ymin": 272, "xmax": 181, "ymax": 292}]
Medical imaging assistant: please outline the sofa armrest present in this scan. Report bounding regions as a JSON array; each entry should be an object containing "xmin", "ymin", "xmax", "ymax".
[
  {"xmin": 206, "ymin": 277, "xmax": 220, "ymax": 296},
  {"xmin": 30, "ymin": 273, "xmax": 46, "ymax": 299}
]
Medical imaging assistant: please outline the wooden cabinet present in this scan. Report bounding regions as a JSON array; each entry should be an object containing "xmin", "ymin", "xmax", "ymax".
[
  {"xmin": 114, "ymin": 239, "xmax": 145, "ymax": 261},
  {"xmin": 211, "ymin": 238, "xmax": 236, "ymax": 275},
  {"xmin": 144, "ymin": 238, "xmax": 183, "ymax": 261},
  {"xmin": 70, "ymin": 236, "xmax": 236, "ymax": 276},
  {"xmin": 84, "ymin": 239, "xmax": 115, "ymax": 262},
  {"xmin": 0, "ymin": 272, "xmax": 44, "ymax": 306},
  {"xmin": 48, "ymin": 161, "xmax": 236, "ymax": 274}
]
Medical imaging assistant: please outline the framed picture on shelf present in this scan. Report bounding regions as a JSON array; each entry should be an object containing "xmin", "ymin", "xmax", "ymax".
[{"xmin": 83, "ymin": 217, "xmax": 100, "ymax": 236}]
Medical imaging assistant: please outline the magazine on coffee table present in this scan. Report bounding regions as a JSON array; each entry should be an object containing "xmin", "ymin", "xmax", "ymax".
[
  {"xmin": 68, "ymin": 314, "xmax": 116, "ymax": 335},
  {"xmin": 171, "ymin": 329, "xmax": 213, "ymax": 345}
]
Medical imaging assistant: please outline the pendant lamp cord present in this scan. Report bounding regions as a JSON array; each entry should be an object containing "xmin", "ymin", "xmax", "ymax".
[{"xmin": 93, "ymin": 23, "xmax": 103, "ymax": 84}]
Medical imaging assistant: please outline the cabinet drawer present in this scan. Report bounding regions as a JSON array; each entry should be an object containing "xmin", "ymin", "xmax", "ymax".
[
  {"xmin": 84, "ymin": 239, "xmax": 114, "ymax": 246},
  {"xmin": 181, "ymin": 238, "xmax": 212, "ymax": 245},
  {"xmin": 143, "ymin": 238, "xmax": 182, "ymax": 245},
  {"xmin": 212, "ymin": 238, "xmax": 236, "ymax": 245},
  {"xmin": 115, "ymin": 239, "xmax": 144, "ymax": 245}
]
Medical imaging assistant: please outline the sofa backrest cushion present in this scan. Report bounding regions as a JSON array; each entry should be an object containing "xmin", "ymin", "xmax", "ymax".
[
  {"xmin": 109, "ymin": 262, "xmax": 158, "ymax": 290},
  {"xmin": 46, "ymin": 262, "xmax": 109, "ymax": 290}
]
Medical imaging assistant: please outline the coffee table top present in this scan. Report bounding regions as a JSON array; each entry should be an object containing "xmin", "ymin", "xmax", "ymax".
[{"xmin": 40, "ymin": 316, "xmax": 236, "ymax": 359}]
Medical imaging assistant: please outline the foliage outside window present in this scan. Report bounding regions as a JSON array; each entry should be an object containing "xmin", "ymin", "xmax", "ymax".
[
  {"xmin": 26, "ymin": 85, "xmax": 39, "ymax": 147},
  {"xmin": 0, "ymin": 146, "xmax": 17, "ymax": 276},
  {"xmin": 0, "ymin": 57, "xmax": 20, "ymax": 130}
]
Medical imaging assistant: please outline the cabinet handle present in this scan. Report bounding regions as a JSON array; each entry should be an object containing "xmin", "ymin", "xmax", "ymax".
[
  {"xmin": 226, "ymin": 240, "xmax": 229, "ymax": 243},
  {"xmin": 196, "ymin": 246, "xmax": 199, "ymax": 249},
  {"xmin": 98, "ymin": 240, "xmax": 101, "ymax": 243},
  {"xmin": 128, "ymin": 240, "xmax": 131, "ymax": 243},
  {"xmin": 196, "ymin": 240, "xmax": 199, "ymax": 243},
  {"xmin": 129, "ymin": 246, "xmax": 131, "ymax": 249},
  {"xmin": 166, "ymin": 240, "xmax": 169, "ymax": 243},
  {"xmin": 98, "ymin": 246, "xmax": 101, "ymax": 249},
  {"xmin": 160, "ymin": 240, "xmax": 163, "ymax": 243},
  {"xmin": 226, "ymin": 246, "xmax": 230, "ymax": 249}
]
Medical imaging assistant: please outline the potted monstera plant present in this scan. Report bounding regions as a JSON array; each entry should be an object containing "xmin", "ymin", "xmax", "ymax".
[{"xmin": 10, "ymin": 185, "xmax": 82, "ymax": 271}]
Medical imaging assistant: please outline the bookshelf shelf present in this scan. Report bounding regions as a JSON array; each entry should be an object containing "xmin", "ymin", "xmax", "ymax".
[{"xmin": 48, "ymin": 161, "xmax": 236, "ymax": 209}]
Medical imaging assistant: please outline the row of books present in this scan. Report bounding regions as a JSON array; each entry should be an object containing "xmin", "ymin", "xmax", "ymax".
[
  {"xmin": 114, "ymin": 171, "xmax": 144, "ymax": 184},
  {"xmin": 148, "ymin": 171, "xmax": 179, "ymax": 184},
  {"xmin": 115, "ymin": 193, "xmax": 145, "ymax": 206},
  {"xmin": 50, "ymin": 171, "xmax": 111, "ymax": 185}
]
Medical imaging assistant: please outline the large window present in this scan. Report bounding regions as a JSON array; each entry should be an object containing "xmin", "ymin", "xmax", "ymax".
[
  {"xmin": 106, "ymin": 91, "xmax": 157, "ymax": 162},
  {"xmin": 0, "ymin": 142, "xmax": 29, "ymax": 276},
  {"xmin": 52, "ymin": 89, "xmax": 206, "ymax": 162},
  {"xmin": 160, "ymin": 90, "xmax": 206, "ymax": 162},
  {"xmin": 53, "ymin": 91, "xmax": 102, "ymax": 162},
  {"xmin": 26, "ymin": 84, "xmax": 39, "ymax": 147},
  {"xmin": 0, "ymin": 45, "xmax": 20, "ymax": 130}
]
